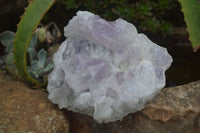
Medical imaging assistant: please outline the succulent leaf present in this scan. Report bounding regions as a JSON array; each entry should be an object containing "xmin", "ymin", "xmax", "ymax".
[
  {"xmin": 5, "ymin": 53, "xmax": 18, "ymax": 76},
  {"xmin": 179, "ymin": 0, "xmax": 200, "ymax": 50},
  {"xmin": 28, "ymin": 47, "xmax": 37, "ymax": 62},
  {"xmin": 43, "ymin": 61, "xmax": 54, "ymax": 72},
  {"xmin": 13, "ymin": 0, "xmax": 55, "ymax": 86},
  {"xmin": 5, "ymin": 53, "xmax": 16, "ymax": 67},
  {"xmin": 29, "ymin": 70, "xmax": 40, "ymax": 79},
  {"xmin": 37, "ymin": 49, "xmax": 47, "ymax": 69},
  {"xmin": 31, "ymin": 60, "xmax": 38, "ymax": 71},
  {"xmin": 6, "ymin": 42, "xmax": 14, "ymax": 53},
  {"xmin": 0, "ymin": 31, "xmax": 15, "ymax": 47},
  {"xmin": 29, "ymin": 33, "xmax": 37, "ymax": 48}
]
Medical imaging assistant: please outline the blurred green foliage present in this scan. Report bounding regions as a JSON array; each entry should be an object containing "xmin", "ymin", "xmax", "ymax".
[{"xmin": 60, "ymin": 0, "xmax": 179, "ymax": 35}]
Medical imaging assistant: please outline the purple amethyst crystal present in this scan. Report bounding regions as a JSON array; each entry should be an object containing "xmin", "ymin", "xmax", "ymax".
[{"xmin": 47, "ymin": 11, "xmax": 173, "ymax": 123}]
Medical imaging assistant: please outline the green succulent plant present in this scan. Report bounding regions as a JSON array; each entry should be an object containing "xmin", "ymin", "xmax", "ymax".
[
  {"xmin": 0, "ymin": 31, "xmax": 15, "ymax": 53},
  {"xmin": 0, "ymin": 31, "xmax": 17, "ymax": 76},
  {"xmin": 27, "ymin": 49, "xmax": 54, "ymax": 80},
  {"xmin": 0, "ymin": 30, "xmax": 54, "ymax": 85},
  {"xmin": 13, "ymin": 0, "xmax": 55, "ymax": 87}
]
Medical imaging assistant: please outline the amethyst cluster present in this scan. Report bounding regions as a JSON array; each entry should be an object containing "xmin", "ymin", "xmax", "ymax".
[{"xmin": 47, "ymin": 11, "xmax": 172, "ymax": 123}]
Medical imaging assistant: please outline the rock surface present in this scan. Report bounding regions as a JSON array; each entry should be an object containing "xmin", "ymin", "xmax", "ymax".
[
  {"xmin": 0, "ymin": 70, "xmax": 69, "ymax": 133},
  {"xmin": 67, "ymin": 80, "xmax": 200, "ymax": 133},
  {"xmin": 48, "ymin": 11, "xmax": 172, "ymax": 123}
]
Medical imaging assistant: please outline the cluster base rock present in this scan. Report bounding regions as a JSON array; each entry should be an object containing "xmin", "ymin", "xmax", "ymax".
[
  {"xmin": 0, "ymin": 69, "xmax": 200, "ymax": 132},
  {"xmin": 0, "ymin": 70, "xmax": 69, "ymax": 133},
  {"xmin": 67, "ymin": 80, "xmax": 200, "ymax": 133}
]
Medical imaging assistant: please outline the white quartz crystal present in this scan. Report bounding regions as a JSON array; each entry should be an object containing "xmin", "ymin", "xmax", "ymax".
[{"xmin": 47, "ymin": 11, "xmax": 173, "ymax": 123}]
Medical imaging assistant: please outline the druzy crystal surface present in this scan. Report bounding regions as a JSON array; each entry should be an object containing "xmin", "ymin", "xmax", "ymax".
[{"xmin": 47, "ymin": 11, "xmax": 173, "ymax": 123}]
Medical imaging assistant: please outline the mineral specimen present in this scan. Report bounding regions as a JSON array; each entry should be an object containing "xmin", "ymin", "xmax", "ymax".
[{"xmin": 47, "ymin": 11, "xmax": 173, "ymax": 123}]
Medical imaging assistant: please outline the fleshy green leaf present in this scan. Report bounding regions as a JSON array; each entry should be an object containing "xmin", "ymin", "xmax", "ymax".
[
  {"xmin": 28, "ymin": 47, "xmax": 37, "ymax": 62},
  {"xmin": 27, "ymin": 66, "xmax": 39, "ymax": 78},
  {"xmin": 6, "ymin": 42, "xmax": 14, "ymax": 53},
  {"xmin": 13, "ymin": 0, "xmax": 55, "ymax": 86},
  {"xmin": 5, "ymin": 53, "xmax": 16, "ymax": 67},
  {"xmin": 37, "ymin": 49, "xmax": 47, "ymax": 69},
  {"xmin": 179, "ymin": 0, "xmax": 200, "ymax": 51},
  {"xmin": 29, "ymin": 33, "xmax": 37, "ymax": 48},
  {"xmin": 43, "ymin": 61, "xmax": 54, "ymax": 72},
  {"xmin": 29, "ymin": 70, "xmax": 39, "ymax": 79},
  {"xmin": 0, "ymin": 31, "xmax": 15, "ymax": 47},
  {"xmin": 31, "ymin": 60, "xmax": 38, "ymax": 71},
  {"xmin": 5, "ymin": 53, "xmax": 18, "ymax": 76}
]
